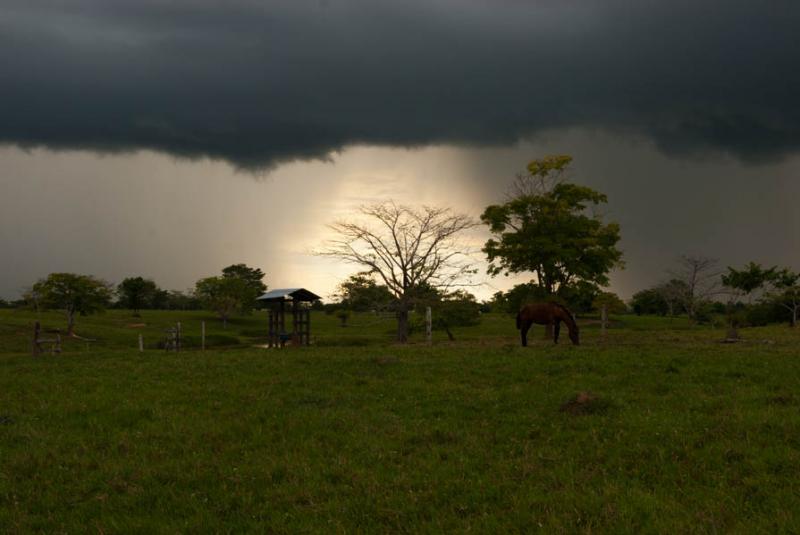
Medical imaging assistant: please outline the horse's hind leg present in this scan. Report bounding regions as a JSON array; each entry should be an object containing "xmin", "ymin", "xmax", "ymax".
[
  {"xmin": 521, "ymin": 321, "xmax": 532, "ymax": 347},
  {"xmin": 553, "ymin": 321, "xmax": 561, "ymax": 344}
]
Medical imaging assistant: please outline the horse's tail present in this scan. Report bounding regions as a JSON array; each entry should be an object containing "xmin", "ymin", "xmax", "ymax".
[{"xmin": 516, "ymin": 310, "xmax": 522, "ymax": 330}]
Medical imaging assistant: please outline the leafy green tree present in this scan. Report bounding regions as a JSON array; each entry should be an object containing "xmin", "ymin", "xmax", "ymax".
[
  {"xmin": 409, "ymin": 287, "xmax": 481, "ymax": 341},
  {"xmin": 116, "ymin": 277, "xmax": 160, "ymax": 315},
  {"xmin": 33, "ymin": 273, "xmax": 112, "ymax": 336},
  {"xmin": 500, "ymin": 283, "xmax": 550, "ymax": 314},
  {"xmin": 722, "ymin": 262, "xmax": 776, "ymax": 338},
  {"xmin": 161, "ymin": 290, "xmax": 201, "ymax": 310},
  {"xmin": 722, "ymin": 263, "xmax": 773, "ymax": 302},
  {"xmin": 485, "ymin": 291, "xmax": 509, "ymax": 314},
  {"xmin": 430, "ymin": 290, "xmax": 481, "ymax": 341},
  {"xmin": 557, "ymin": 280, "xmax": 601, "ymax": 314},
  {"xmin": 481, "ymin": 155, "xmax": 623, "ymax": 300},
  {"xmin": 149, "ymin": 288, "xmax": 170, "ymax": 310},
  {"xmin": 336, "ymin": 273, "xmax": 393, "ymax": 312},
  {"xmin": 630, "ymin": 288, "xmax": 669, "ymax": 316},
  {"xmin": 194, "ymin": 276, "xmax": 251, "ymax": 328},
  {"xmin": 766, "ymin": 268, "xmax": 800, "ymax": 327},
  {"xmin": 592, "ymin": 291, "xmax": 627, "ymax": 315},
  {"xmin": 221, "ymin": 263, "xmax": 267, "ymax": 313}
]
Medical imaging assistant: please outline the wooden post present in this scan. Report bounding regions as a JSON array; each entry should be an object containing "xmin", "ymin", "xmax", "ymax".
[
  {"xmin": 426, "ymin": 307, "xmax": 432, "ymax": 345},
  {"xmin": 32, "ymin": 321, "xmax": 41, "ymax": 357},
  {"xmin": 138, "ymin": 333, "xmax": 144, "ymax": 352},
  {"xmin": 55, "ymin": 333, "xmax": 61, "ymax": 355},
  {"xmin": 176, "ymin": 322, "xmax": 181, "ymax": 352},
  {"xmin": 601, "ymin": 304, "xmax": 608, "ymax": 338},
  {"xmin": 201, "ymin": 321, "xmax": 206, "ymax": 351},
  {"xmin": 306, "ymin": 308, "xmax": 311, "ymax": 346},
  {"xmin": 292, "ymin": 300, "xmax": 299, "ymax": 346},
  {"xmin": 268, "ymin": 309, "xmax": 274, "ymax": 348},
  {"xmin": 279, "ymin": 300, "xmax": 286, "ymax": 347}
]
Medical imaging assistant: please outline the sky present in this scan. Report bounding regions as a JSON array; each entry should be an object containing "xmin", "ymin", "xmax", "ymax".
[{"xmin": 1, "ymin": 1, "xmax": 799, "ymax": 301}]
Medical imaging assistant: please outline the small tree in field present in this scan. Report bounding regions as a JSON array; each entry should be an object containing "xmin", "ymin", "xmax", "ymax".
[
  {"xmin": 33, "ymin": 273, "xmax": 112, "ymax": 336},
  {"xmin": 221, "ymin": 263, "xmax": 267, "ymax": 313},
  {"xmin": 319, "ymin": 202, "xmax": 477, "ymax": 343},
  {"xmin": 592, "ymin": 291, "xmax": 627, "ymax": 315},
  {"xmin": 630, "ymin": 288, "xmax": 669, "ymax": 316},
  {"xmin": 766, "ymin": 268, "xmax": 800, "ymax": 327},
  {"xmin": 194, "ymin": 276, "xmax": 250, "ymax": 328},
  {"xmin": 669, "ymin": 255, "xmax": 722, "ymax": 324},
  {"xmin": 117, "ymin": 276, "xmax": 160, "ymax": 316},
  {"xmin": 721, "ymin": 262, "xmax": 775, "ymax": 339},
  {"xmin": 430, "ymin": 289, "xmax": 481, "ymax": 341},
  {"xmin": 655, "ymin": 279, "xmax": 689, "ymax": 317},
  {"xmin": 335, "ymin": 273, "xmax": 394, "ymax": 313}
]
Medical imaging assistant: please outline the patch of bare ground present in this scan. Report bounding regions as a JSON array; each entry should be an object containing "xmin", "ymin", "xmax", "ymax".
[{"xmin": 560, "ymin": 391, "xmax": 613, "ymax": 416}]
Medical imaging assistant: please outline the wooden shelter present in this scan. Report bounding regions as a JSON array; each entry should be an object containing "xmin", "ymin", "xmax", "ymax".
[{"xmin": 257, "ymin": 288, "xmax": 321, "ymax": 347}]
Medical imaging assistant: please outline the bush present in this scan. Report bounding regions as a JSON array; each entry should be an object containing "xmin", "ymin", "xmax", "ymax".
[{"xmin": 747, "ymin": 302, "xmax": 791, "ymax": 326}]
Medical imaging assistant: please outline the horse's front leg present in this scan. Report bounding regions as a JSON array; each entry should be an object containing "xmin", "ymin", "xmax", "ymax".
[
  {"xmin": 553, "ymin": 320, "xmax": 561, "ymax": 344},
  {"xmin": 521, "ymin": 321, "xmax": 532, "ymax": 347}
]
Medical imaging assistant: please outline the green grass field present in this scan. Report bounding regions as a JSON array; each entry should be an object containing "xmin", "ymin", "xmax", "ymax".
[{"xmin": 2, "ymin": 309, "xmax": 800, "ymax": 532}]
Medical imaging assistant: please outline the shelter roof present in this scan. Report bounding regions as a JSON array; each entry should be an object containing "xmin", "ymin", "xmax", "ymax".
[{"xmin": 256, "ymin": 288, "xmax": 321, "ymax": 302}]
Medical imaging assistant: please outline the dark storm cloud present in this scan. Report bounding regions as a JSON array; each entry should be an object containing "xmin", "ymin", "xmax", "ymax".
[{"xmin": 2, "ymin": 0, "xmax": 799, "ymax": 169}]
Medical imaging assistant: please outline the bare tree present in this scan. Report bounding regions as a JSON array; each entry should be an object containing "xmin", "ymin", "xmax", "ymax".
[
  {"xmin": 654, "ymin": 279, "xmax": 688, "ymax": 317},
  {"xmin": 318, "ymin": 202, "xmax": 478, "ymax": 343},
  {"xmin": 668, "ymin": 255, "xmax": 723, "ymax": 324}
]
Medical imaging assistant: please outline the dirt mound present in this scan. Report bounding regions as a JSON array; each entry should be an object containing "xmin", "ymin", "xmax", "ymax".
[{"xmin": 559, "ymin": 391, "xmax": 612, "ymax": 416}]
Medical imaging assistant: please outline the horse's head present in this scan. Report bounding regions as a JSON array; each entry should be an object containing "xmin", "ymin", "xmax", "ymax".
[{"xmin": 569, "ymin": 325, "xmax": 580, "ymax": 345}]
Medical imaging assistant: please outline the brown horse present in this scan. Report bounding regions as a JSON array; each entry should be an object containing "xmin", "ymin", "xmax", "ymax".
[{"xmin": 516, "ymin": 302, "xmax": 580, "ymax": 346}]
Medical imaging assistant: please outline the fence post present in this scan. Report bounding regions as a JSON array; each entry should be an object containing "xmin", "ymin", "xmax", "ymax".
[
  {"xmin": 601, "ymin": 304, "xmax": 608, "ymax": 338},
  {"xmin": 201, "ymin": 321, "xmax": 206, "ymax": 351},
  {"xmin": 176, "ymin": 322, "xmax": 181, "ymax": 352},
  {"xmin": 32, "ymin": 321, "xmax": 41, "ymax": 357},
  {"xmin": 426, "ymin": 307, "xmax": 432, "ymax": 345},
  {"xmin": 138, "ymin": 333, "xmax": 144, "ymax": 352}
]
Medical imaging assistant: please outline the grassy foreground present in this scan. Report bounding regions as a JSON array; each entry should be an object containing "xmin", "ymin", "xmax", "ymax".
[{"xmin": 1, "ymin": 312, "xmax": 800, "ymax": 532}]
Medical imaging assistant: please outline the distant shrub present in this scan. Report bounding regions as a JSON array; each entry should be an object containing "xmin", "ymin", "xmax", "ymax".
[
  {"xmin": 747, "ymin": 302, "xmax": 791, "ymax": 326},
  {"xmin": 694, "ymin": 302, "xmax": 724, "ymax": 325}
]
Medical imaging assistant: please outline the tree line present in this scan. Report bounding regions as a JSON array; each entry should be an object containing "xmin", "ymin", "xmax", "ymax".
[
  {"xmin": 12, "ymin": 264, "xmax": 268, "ymax": 336},
  {"xmin": 6, "ymin": 155, "xmax": 797, "ymax": 342},
  {"xmin": 630, "ymin": 256, "xmax": 800, "ymax": 332}
]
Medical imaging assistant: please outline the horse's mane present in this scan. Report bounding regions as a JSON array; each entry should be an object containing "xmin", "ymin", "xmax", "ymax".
[{"xmin": 551, "ymin": 302, "xmax": 576, "ymax": 325}]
